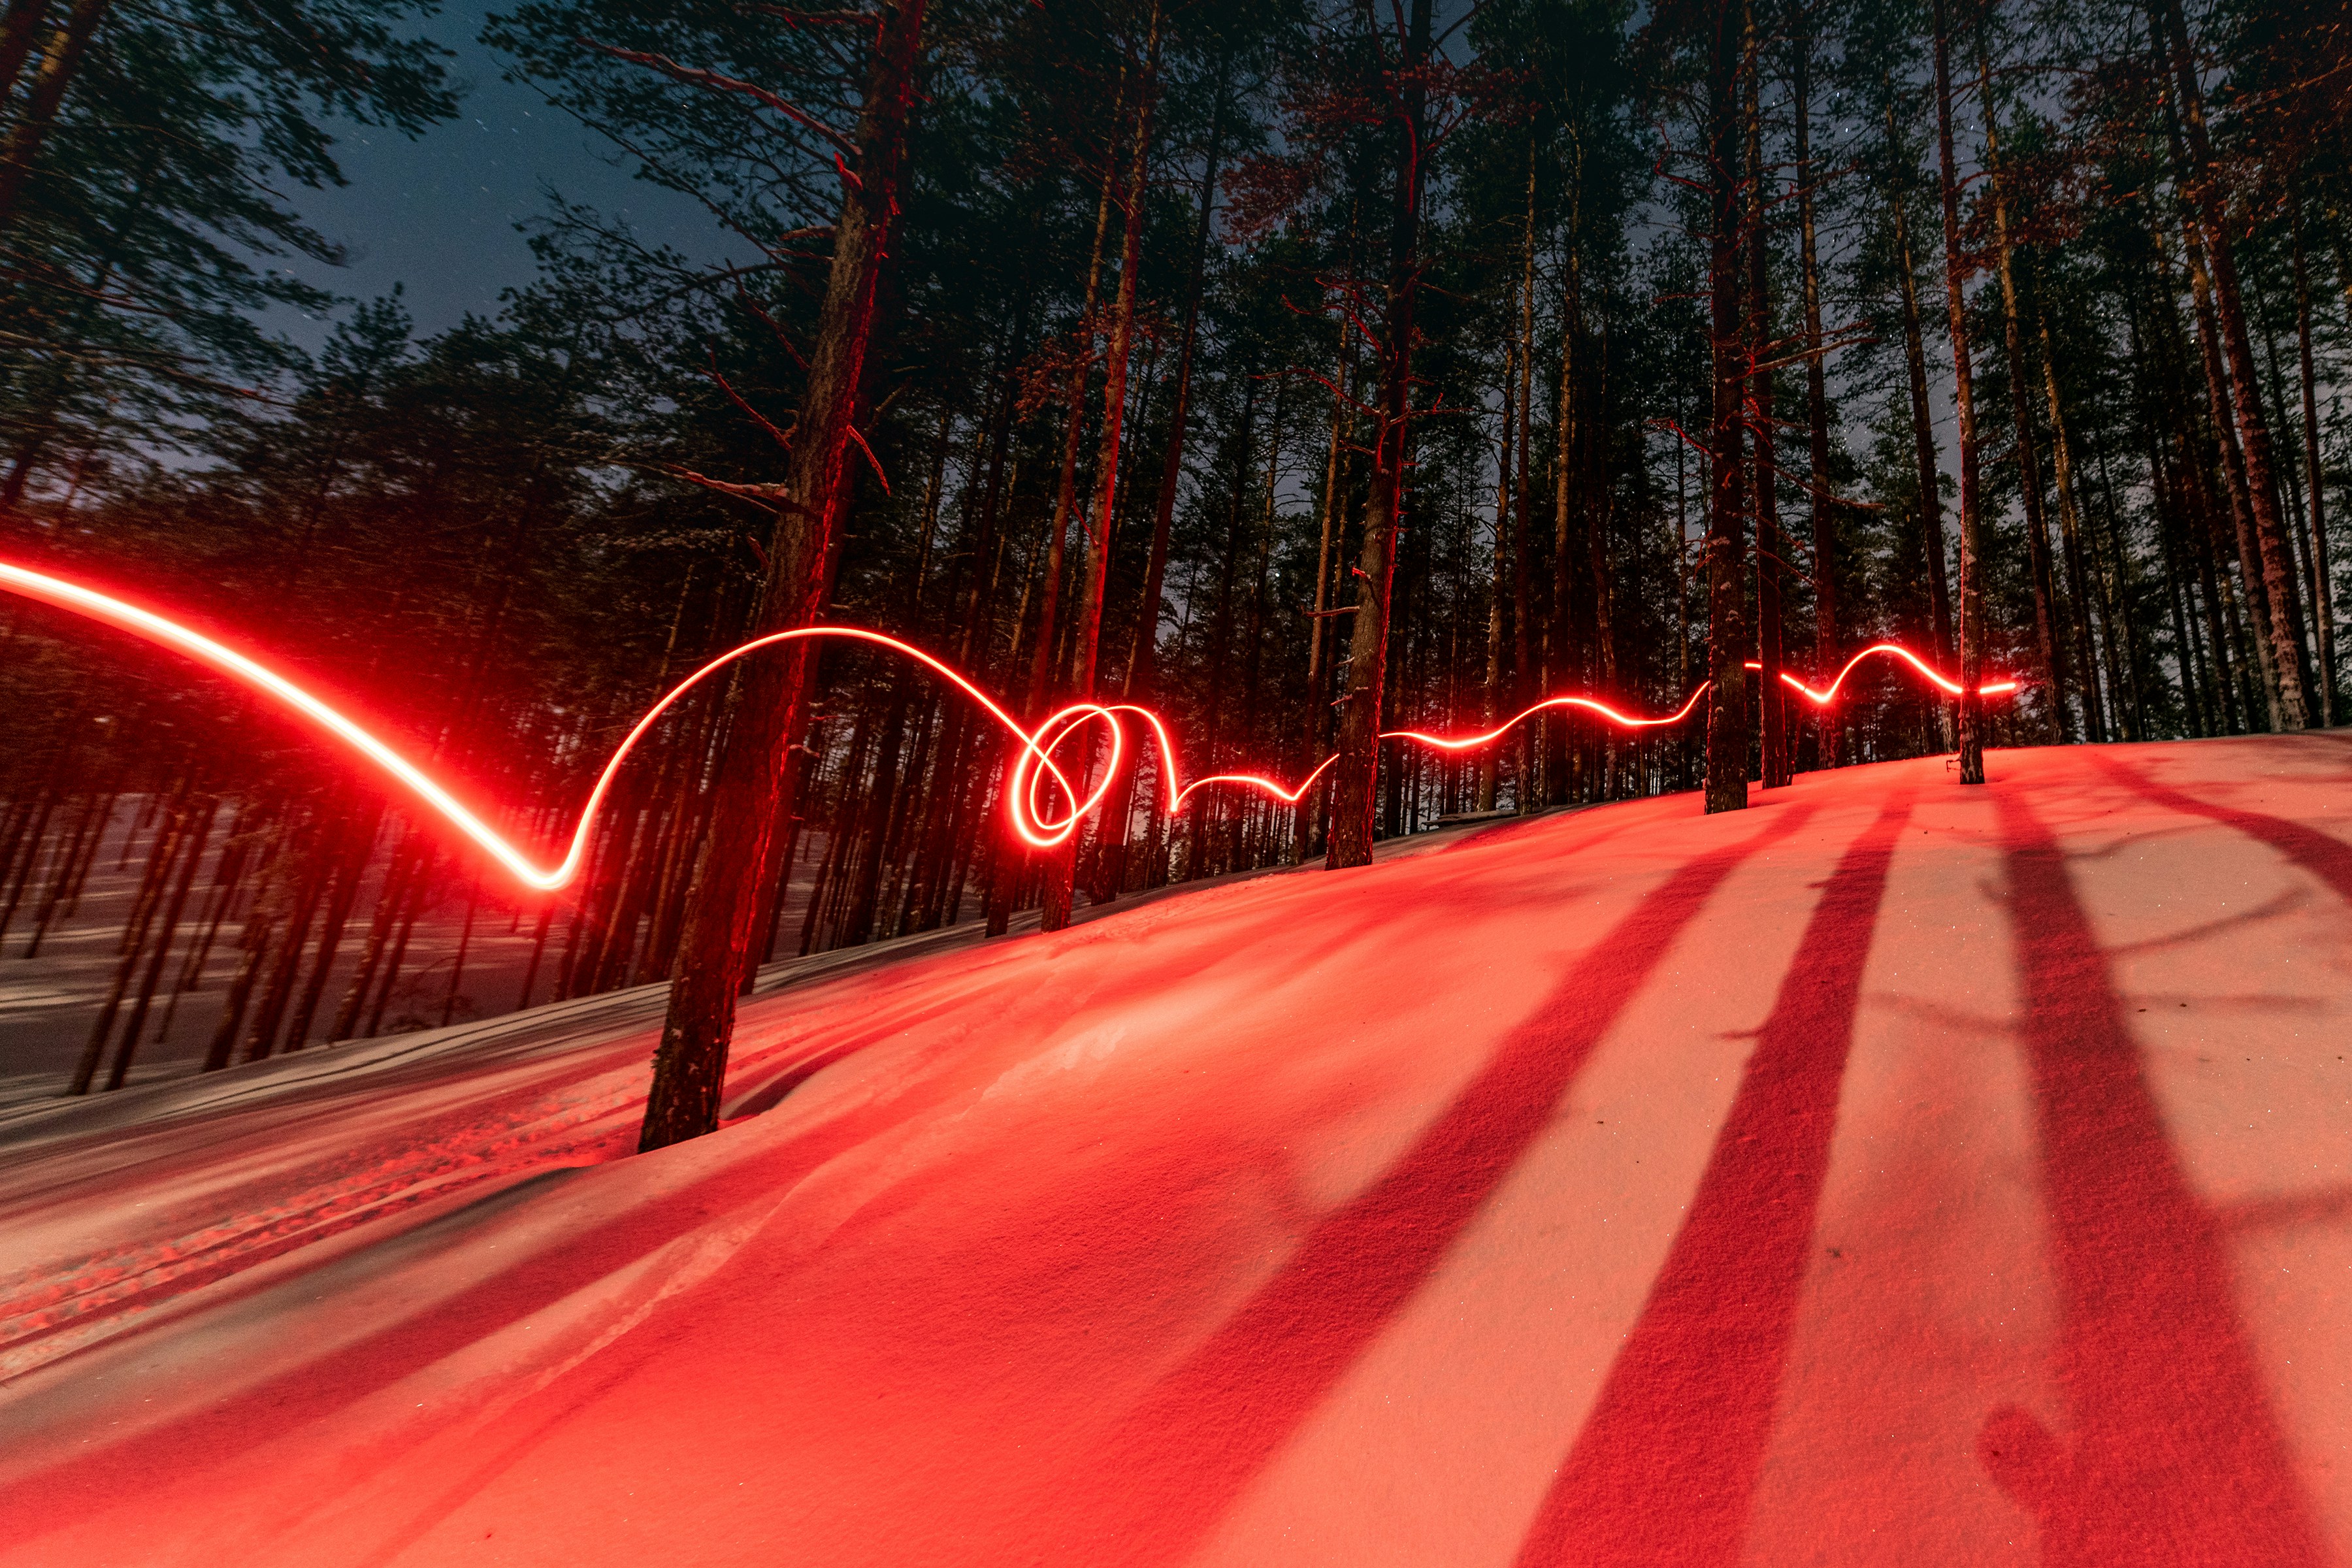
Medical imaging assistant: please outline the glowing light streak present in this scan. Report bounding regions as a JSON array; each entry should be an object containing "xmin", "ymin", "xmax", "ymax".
[
  {"xmin": 1380, "ymin": 686, "xmax": 1714, "ymax": 752},
  {"xmin": 1742, "ymin": 643, "xmax": 2021, "ymax": 704},
  {"xmin": 1172, "ymin": 753, "xmax": 1341, "ymax": 813},
  {"xmin": 0, "ymin": 557, "xmax": 2017, "ymax": 898}
]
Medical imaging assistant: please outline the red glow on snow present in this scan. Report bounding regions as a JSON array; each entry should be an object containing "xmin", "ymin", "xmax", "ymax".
[{"xmin": 0, "ymin": 557, "xmax": 2016, "ymax": 896}]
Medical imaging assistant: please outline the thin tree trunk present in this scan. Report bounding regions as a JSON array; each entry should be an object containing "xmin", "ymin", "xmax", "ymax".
[
  {"xmin": 1980, "ymin": 46, "xmax": 2067, "ymax": 740},
  {"xmin": 2040, "ymin": 299, "xmax": 2109, "ymax": 742},
  {"xmin": 1109, "ymin": 65, "xmax": 1225, "ymax": 886},
  {"xmin": 2294, "ymin": 204, "xmax": 2334, "ymax": 724},
  {"xmin": 1887, "ymin": 94, "xmax": 1955, "ymax": 719},
  {"xmin": 1746, "ymin": 37, "xmax": 1787, "ymax": 789},
  {"xmin": 68, "ymin": 787, "xmax": 184, "ymax": 1094},
  {"xmin": 1704, "ymin": 0, "xmax": 1749, "ymax": 815},
  {"xmin": 1511, "ymin": 136, "xmax": 1538, "ymax": 804},
  {"xmin": 1326, "ymin": 0, "xmax": 1433, "ymax": 868},
  {"xmin": 1046, "ymin": 8, "xmax": 1161, "ymax": 930},
  {"xmin": 282, "ymin": 802, "xmax": 380, "ymax": 1049},
  {"xmin": 2181, "ymin": 217, "xmax": 2283, "ymax": 727},
  {"xmin": 242, "ymin": 843, "xmax": 327, "ymax": 1062},
  {"xmin": 1931, "ymin": 0, "xmax": 1987, "ymax": 783},
  {"xmin": 2153, "ymin": 0, "xmax": 2311, "ymax": 726},
  {"xmin": 1547, "ymin": 174, "xmax": 1586, "ymax": 810},
  {"xmin": 22, "ymin": 790, "xmax": 107, "ymax": 958},
  {"xmin": 203, "ymin": 840, "xmax": 282, "ymax": 1074},
  {"xmin": 105, "ymin": 796, "xmax": 214, "ymax": 1090},
  {"xmin": 1795, "ymin": 20, "xmax": 1840, "ymax": 765},
  {"xmin": 364, "ymin": 841, "xmax": 433, "ymax": 1036},
  {"xmin": 440, "ymin": 879, "xmax": 479, "ymax": 1027},
  {"xmin": 1479, "ymin": 336, "xmax": 1512, "ymax": 814}
]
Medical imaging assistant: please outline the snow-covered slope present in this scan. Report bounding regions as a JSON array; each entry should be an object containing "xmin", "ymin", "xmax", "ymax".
[{"xmin": 1, "ymin": 738, "xmax": 2347, "ymax": 1567}]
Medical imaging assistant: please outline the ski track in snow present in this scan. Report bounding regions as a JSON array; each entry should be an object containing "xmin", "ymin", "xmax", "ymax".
[{"xmin": 1, "ymin": 737, "xmax": 2349, "ymax": 1567}]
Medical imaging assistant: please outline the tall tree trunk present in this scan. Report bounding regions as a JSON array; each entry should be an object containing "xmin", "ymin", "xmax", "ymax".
[
  {"xmin": 1045, "ymin": 8, "xmax": 1160, "ymax": 929},
  {"xmin": 1703, "ymin": 0, "xmax": 1749, "ymax": 815},
  {"xmin": 1794, "ymin": 20, "xmax": 1840, "ymax": 765},
  {"xmin": 2153, "ymin": 0, "xmax": 2311, "ymax": 727},
  {"xmin": 1512, "ymin": 136, "xmax": 1538, "ymax": 798},
  {"xmin": 2293, "ymin": 204, "xmax": 2334, "ymax": 725},
  {"xmin": 640, "ymin": 0, "xmax": 926, "ymax": 1152},
  {"xmin": 1931, "ymin": 0, "xmax": 1987, "ymax": 784},
  {"xmin": 1294, "ymin": 273, "xmax": 1355, "ymax": 859},
  {"xmin": 1980, "ymin": 46, "xmax": 2067, "ymax": 741},
  {"xmin": 1547, "ymin": 168, "xmax": 1586, "ymax": 810},
  {"xmin": 1746, "ymin": 31, "xmax": 1787, "ymax": 789},
  {"xmin": 1326, "ymin": 0, "xmax": 1433, "ymax": 868},
  {"xmin": 106, "ymin": 796, "xmax": 214, "ymax": 1090}
]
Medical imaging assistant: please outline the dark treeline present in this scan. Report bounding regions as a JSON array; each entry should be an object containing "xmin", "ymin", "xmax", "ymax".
[{"xmin": 1, "ymin": 0, "xmax": 2347, "ymax": 1122}]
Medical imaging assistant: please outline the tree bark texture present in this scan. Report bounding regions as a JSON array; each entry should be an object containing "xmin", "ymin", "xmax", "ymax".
[
  {"xmin": 1326, "ymin": 0, "xmax": 1432, "ymax": 869},
  {"xmin": 640, "ymin": 0, "xmax": 926, "ymax": 1152}
]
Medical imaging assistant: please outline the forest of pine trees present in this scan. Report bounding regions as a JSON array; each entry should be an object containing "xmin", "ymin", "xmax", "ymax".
[{"xmin": 1, "ymin": 0, "xmax": 2347, "ymax": 1122}]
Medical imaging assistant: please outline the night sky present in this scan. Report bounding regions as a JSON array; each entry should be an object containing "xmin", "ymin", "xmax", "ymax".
[{"xmin": 277, "ymin": 0, "xmax": 730, "ymax": 348}]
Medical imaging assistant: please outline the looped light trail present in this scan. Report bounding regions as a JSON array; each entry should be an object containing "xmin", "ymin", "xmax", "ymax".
[{"xmin": 0, "ymin": 557, "xmax": 2014, "ymax": 896}]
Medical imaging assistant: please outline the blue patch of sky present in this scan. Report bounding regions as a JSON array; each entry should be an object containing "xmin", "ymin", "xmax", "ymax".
[{"xmin": 269, "ymin": 0, "xmax": 736, "ymax": 351}]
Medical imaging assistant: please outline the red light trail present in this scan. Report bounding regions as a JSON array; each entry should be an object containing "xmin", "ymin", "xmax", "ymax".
[{"xmin": 0, "ymin": 557, "xmax": 2017, "ymax": 896}]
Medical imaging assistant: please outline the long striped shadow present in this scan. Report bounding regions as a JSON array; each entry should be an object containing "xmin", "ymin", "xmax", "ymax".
[
  {"xmin": 2093, "ymin": 752, "xmax": 2352, "ymax": 905},
  {"xmin": 1975, "ymin": 787, "xmax": 2325, "ymax": 1567},
  {"xmin": 1017, "ymin": 804, "xmax": 1818, "ymax": 1565},
  {"xmin": 1511, "ymin": 790, "xmax": 1913, "ymax": 1567}
]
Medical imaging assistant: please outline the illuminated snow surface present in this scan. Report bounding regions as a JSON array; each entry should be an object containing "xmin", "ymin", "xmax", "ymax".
[{"xmin": 2, "ymin": 736, "xmax": 2349, "ymax": 1567}]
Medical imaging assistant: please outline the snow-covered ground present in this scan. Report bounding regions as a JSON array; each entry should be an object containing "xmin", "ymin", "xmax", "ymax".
[{"xmin": 0, "ymin": 736, "xmax": 2347, "ymax": 1567}]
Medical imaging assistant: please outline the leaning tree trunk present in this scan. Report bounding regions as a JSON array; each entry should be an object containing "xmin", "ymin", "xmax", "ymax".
[
  {"xmin": 1703, "ymin": 0, "xmax": 1748, "ymax": 815},
  {"xmin": 1932, "ymin": 0, "xmax": 1987, "ymax": 785},
  {"xmin": 1325, "ymin": 0, "xmax": 1432, "ymax": 870},
  {"xmin": 640, "ymin": 0, "xmax": 926, "ymax": 1153}
]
